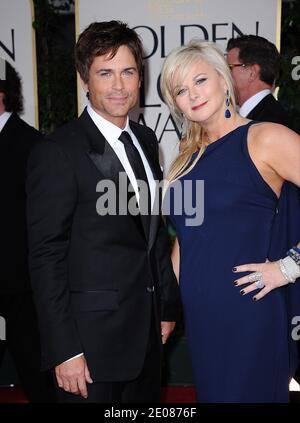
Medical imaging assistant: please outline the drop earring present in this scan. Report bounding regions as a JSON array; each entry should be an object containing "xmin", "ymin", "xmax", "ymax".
[{"xmin": 224, "ymin": 89, "xmax": 231, "ymax": 119}]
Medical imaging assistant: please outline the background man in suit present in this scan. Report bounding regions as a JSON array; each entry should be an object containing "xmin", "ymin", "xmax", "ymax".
[
  {"xmin": 0, "ymin": 60, "xmax": 54, "ymax": 402},
  {"xmin": 226, "ymin": 35, "xmax": 290, "ymax": 127},
  {"xmin": 27, "ymin": 20, "xmax": 180, "ymax": 403}
]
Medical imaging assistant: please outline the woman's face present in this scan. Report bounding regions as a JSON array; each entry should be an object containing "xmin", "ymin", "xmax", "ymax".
[{"xmin": 173, "ymin": 60, "xmax": 227, "ymax": 124}]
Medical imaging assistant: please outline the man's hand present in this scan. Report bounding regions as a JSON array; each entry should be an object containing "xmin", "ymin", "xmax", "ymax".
[
  {"xmin": 55, "ymin": 355, "xmax": 93, "ymax": 398},
  {"xmin": 160, "ymin": 321, "xmax": 176, "ymax": 344}
]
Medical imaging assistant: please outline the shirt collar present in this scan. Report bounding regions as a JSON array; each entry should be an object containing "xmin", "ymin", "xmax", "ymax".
[
  {"xmin": 87, "ymin": 103, "xmax": 131, "ymax": 147},
  {"xmin": 0, "ymin": 111, "xmax": 12, "ymax": 133},
  {"xmin": 239, "ymin": 89, "xmax": 271, "ymax": 118}
]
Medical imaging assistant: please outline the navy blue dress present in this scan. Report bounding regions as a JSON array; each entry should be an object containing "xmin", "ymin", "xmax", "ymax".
[{"xmin": 167, "ymin": 122, "xmax": 300, "ymax": 402}]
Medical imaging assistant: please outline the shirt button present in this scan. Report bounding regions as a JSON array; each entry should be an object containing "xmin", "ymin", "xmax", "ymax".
[{"xmin": 146, "ymin": 286, "xmax": 154, "ymax": 293}]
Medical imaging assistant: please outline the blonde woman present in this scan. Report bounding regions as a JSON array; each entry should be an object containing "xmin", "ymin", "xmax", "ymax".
[{"xmin": 161, "ymin": 40, "xmax": 300, "ymax": 402}]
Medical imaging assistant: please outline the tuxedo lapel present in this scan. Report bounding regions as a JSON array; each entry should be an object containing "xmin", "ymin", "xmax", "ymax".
[
  {"xmin": 78, "ymin": 109, "xmax": 146, "ymax": 241},
  {"xmin": 79, "ymin": 110, "xmax": 124, "ymax": 185},
  {"xmin": 246, "ymin": 94, "xmax": 272, "ymax": 120},
  {"xmin": 87, "ymin": 141, "xmax": 122, "ymax": 186}
]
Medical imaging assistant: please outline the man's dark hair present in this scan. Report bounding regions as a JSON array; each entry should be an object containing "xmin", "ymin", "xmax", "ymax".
[
  {"xmin": 75, "ymin": 20, "xmax": 143, "ymax": 83},
  {"xmin": 0, "ymin": 60, "xmax": 23, "ymax": 113},
  {"xmin": 226, "ymin": 35, "xmax": 280, "ymax": 85}
]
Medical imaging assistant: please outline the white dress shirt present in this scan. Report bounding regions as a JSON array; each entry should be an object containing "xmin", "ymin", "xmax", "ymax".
[
  {"xmin": 87, "ymin": 103, "xmax": 156, "ymax": 210},
  {"xmin": 0, "ymin": 111, "xmax": 12, "ymax": 133},
  {"xmin": 239, "ymin": 89, "xmax": 271, "ymax": 118}
]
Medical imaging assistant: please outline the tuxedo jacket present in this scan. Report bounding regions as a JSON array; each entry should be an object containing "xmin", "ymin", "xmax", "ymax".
[
  {"xmin": 0, "ymin": 112, "xmax": 41, "ymax": 294},
  {"xmin": 26, "ymin": 109, "xmax": 180, "ymax": 381},
  {"xmin": 246, "ymin": 93, "xmax": 291, "ymax": 128}
]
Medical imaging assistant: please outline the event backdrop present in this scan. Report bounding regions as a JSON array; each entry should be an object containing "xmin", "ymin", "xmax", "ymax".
[
  {"xmin": 76, "ymin": 0, "xmax": 282, "ymax": 171},
  {"xmin": 0, "ymin": 0, "xmax": 38, "ymax": 127}
]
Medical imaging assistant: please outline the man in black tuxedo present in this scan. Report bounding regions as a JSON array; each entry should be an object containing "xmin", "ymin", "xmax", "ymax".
[
  {"xmin": 226, "ymin": 35, "xmax": 290, "ymax": 127},
  {"xmin": 27, "ymin": 21, "xmax": 180, "ymax": 403},
  {"xmin": 0, "ymin": 60, "xmax": 54, "ymax": 401}
]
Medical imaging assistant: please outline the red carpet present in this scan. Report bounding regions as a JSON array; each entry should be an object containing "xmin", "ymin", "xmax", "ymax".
[
  {"xmin": 161, "ymin": 386, "xmax": 196, "ymax": 403},
  {"xmin": 0, "ymin": 385, "xmax": 196, "ymax": 403},
  {"xmin": 0, "ymin": 386, "xmax": 28, "ymax": 403}
]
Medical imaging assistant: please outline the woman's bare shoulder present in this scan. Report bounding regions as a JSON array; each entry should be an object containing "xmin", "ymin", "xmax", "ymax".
[{"xmin": 249, "ymin": 121, "xmax": 300, "ymax": 149}]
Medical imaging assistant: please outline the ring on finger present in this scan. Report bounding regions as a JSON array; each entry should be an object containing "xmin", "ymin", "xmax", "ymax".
[
  {"xmin": 255, "ymin": 278, "xmax": 265, "ymax": 289},
  {"xmin": 248, "ymin": 271, "xmax": 262, "ymax": 283}
]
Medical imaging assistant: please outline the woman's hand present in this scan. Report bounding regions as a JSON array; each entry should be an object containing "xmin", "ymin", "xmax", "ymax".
[{"xmin": 233, "ymin": 260, "xmax": 288, "ymax": 300}]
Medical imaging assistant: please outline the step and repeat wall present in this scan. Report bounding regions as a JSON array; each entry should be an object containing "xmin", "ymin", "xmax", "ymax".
[{"xmin": 76, "ymin": 0, "xmax": 281, "ymax": 172}]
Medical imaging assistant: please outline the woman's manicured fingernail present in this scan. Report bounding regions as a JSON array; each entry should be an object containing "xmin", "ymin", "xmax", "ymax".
[
  {"xmin": 253, "ymin": 297, "xmax": 257, "ymax": 301},
  {"xmin": 234, "ymin": 281, "xmax": 238, "ymax": 286},
  {"xmin": 240, "ymin": 290, "xmax": 245, "ymax": 295},
  {"xmin": 232, "ymin": 267, "xmax": 237, "ymax": 272}
]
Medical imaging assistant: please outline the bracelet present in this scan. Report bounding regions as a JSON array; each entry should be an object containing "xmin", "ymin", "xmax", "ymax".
[
  {"xmin": 277, "ymin": 257, "xmax": 300, "ymax": 283},
  {"xmin": 277, "ymin": 259, "xmax": 293, "ymax": 282},
  {"xmin": 287, "ymin": 247, "xmax": 300, "ymax": 267}
]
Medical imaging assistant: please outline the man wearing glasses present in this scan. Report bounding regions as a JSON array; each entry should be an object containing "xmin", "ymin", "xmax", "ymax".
[{"xmin": 226, "ymin": 34, "xmax": 290, "ymax": 127}]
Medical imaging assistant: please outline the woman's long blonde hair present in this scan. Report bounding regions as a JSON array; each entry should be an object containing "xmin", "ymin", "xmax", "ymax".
[{"xmin": 160, "ymin": 40, "xmax": 236, "ymax": 184}]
